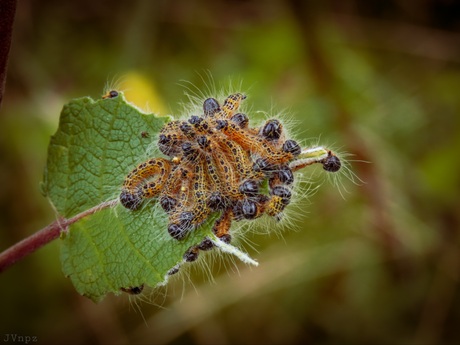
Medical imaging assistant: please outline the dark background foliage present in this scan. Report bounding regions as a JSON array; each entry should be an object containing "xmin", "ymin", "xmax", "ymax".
[{"xmin": 1, "ymin": 0, "xmax": 460, "ymax": 344}]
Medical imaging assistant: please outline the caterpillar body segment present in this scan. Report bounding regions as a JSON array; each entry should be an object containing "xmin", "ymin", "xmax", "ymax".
[
  {"xmin": 289, "ymin": 147, "xmax": 341, "ymax": 172},
  {"xmin": 217, "ymin": 120, "xmax": 299, "ymax": 165},
  {"xmin": 212, "ymin": 209, "xmax": 234, "ymax": 241},
  {"xmin": 218, "ymin": 93, "xmax": 246, "ymax": 119},
  {"xmin": 120, "ymin": 158, "xmax": 172, "ymax": 210},
  {"xmin": 102, "ymin": 90, "xmax": 119, "ymax": 99}
]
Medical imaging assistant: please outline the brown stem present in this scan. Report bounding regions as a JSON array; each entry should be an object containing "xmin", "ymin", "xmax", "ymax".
[
  {"xmin": 0, "ymin": 0, "xmax": 17, "ymax": 109},
  {"xmin": 0, "ymin": 199, "xmax": 118, "ymax": 273}
]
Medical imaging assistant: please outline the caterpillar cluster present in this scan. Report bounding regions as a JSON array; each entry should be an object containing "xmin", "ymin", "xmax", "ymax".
[{"xmin": 118, "ymin": 93, "xmax": 341, "ymax": 267}]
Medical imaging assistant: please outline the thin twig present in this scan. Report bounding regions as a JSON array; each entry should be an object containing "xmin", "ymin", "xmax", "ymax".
[
  {"xmin": 0, "ymin": 199, "xmax": 118, "ymax": 273},
  {"xmin": 0, "ymin": 0, "xmax": 17, "ymax": 109}
]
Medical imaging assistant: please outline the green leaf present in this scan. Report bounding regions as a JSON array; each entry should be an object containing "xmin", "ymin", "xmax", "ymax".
[{"xmin": 42, "ymin": 94, "xmax": 217, "ymax": 302}]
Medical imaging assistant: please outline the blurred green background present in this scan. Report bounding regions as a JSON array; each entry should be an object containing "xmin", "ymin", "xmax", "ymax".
[{"xmin": 1, "ymin": 0, "xmax": 460, "ymax": 344}]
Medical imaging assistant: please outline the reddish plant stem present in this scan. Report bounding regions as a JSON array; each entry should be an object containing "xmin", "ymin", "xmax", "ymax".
[
  {"xmin": 0, "ymin": 199, "xmax": 118, "ymax": 273},
  {"xmin": 0, "ymin": 0, "xmax": 17, "ymax": 109}
]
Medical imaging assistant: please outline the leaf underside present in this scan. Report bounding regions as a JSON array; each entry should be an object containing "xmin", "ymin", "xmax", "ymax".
[{"xmin": 42, "ymin": 94, "xmax": 215, "ymax": 302}]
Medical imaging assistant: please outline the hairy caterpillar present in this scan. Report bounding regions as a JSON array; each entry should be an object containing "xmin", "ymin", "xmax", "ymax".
[{"xmin": 118, "ymin": 93, "xmax": 341, "ymax": 274}]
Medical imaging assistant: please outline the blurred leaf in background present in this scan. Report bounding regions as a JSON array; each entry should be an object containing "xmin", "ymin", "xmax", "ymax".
[{"xmin": 1, "ymin": 0, "xmax": 460, "ymax": 344}]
